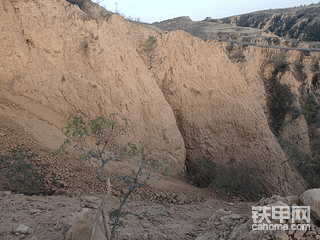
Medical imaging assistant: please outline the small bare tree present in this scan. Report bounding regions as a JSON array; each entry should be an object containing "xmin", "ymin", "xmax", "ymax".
[
  {"xmin": 139, "ymin": 36, "xmax": 166, "ymax": 70},
  {"xmin": 57, "ymin": 114, "xmax": 166, "ymax": 240}
]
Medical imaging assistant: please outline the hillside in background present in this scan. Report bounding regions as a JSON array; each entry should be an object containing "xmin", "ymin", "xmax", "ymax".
[
  {"xmin": 152, "ymin": 16, "xmax": 267, "ymax": 40},
  {"xmin": 153, "ymin": 3, "xmax": 320, "ymax": 42},
  {"xmin": 218, "ymin": 3, "xmax": 320, "ymax": 41}
]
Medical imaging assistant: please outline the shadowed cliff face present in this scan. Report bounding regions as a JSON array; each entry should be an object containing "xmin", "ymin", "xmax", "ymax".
[
  {"xmin": 152, "ymin": 7, "xmax": 320, "ymax": 189},
  {"xmin": 206, "ymin": 38, "xmax": 320, "ymax": 188},
  {"xmin": 148, "ymin": 31, "xmax": 308, "ymax": 196},
  {"xmin": 0, "ymin": 0, "xmax": 308, "ymax": 195}
]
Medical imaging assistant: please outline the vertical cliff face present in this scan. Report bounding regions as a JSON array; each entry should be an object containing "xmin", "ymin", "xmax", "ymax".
[
  {"xmin": 0, "ymin": 0, "xmax": 186, "ymax": 172},
  {"xmin": 149, "ymin": 31, "xmax": 306, "ymax": 196},
  {"xmin": 210, "ymin": 38, "xmax": 320, "ymax": 187},
  {"xmin": 0, "ymin": 0, "xmax": 307, "ymax": 195}
]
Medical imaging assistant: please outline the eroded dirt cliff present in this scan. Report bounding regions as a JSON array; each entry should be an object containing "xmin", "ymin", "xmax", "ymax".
[
  {"xmin": 206, "ymin": 36, "xmax": 320, "ymax": 188},
  {"xmin": 0, "ymin": 0, "xmax": 186, "ymax": 172},
  {"xmin": 0, "ymin": 0, "xmax": 307, "ymax": 196}
]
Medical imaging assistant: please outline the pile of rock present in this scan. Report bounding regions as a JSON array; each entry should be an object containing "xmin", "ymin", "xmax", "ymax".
[
  {"xmin": 195, "ymin": 209, "xmax": 249, "ymax": 240},
  {"xmin": 109, "ymin": 185, "xmax": 194, "ymax": 205},
  {"xmin": 12, "ymin": 224, "xmax": 35, "ymax": 239},
  {"xmin": 196, "ymin": 188, "xmax": 320, "ymax": 240},
  {"xmin": 80, "ymin": 192, "xmax": 193, "ymax": 212}
]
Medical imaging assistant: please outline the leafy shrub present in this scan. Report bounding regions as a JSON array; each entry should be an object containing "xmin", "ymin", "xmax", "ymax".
[
  {"xmin": 280, "ymin": 140, "xmax": 320, "ymax": 188},
  {"xmin": 186, "ymin": 156, "xmax": 215, "ymax": 188},
  {"xmin": 186, "ymin": 157, "xmax": 265, "ymax": 200},
  {"xmin": 0, "ymin": 147, "xmax": 51, "ymax": 195},
  {"xmin": 213, "ymin": 163, "xmax": 265, "ymax": 200},
  {"xmin": 266, "ymin": 81, "xmax": 296, "ymax": 136},
  {"xmin": 146, "ymin": 158, "xmax": 172, "ymax": 176},
  {"xmin": 302, "ymin": 103, "xmax": 318, "ymax": 118},
  {"xmin": 274, "ymin": 51, "xmax": 290, "ymax": 63},
  {"xmin": 264, "ymin": 54, "xmax": 296, "ymax": 136},
  {"xmin": 303, "ymin": 95, "xmax": 320, "ymax": 125}
]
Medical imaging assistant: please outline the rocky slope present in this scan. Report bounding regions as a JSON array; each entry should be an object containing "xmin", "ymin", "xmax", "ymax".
[
  {"xmin": 0, "ymin": 188, "xmax": 253, "ymax": 240},
  {"xmin": 197, "ymin": 189, "xmax": 320, "ymax": 240}
]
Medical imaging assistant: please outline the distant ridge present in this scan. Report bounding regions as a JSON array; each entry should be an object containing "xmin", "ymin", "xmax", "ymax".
[
  {"xmin": 216, "ymin": 3, "xmax": 320, "ymax": 41},
  {"xmin": 153, "ymin": 3, "xmax": 320, "ymax": 41}
]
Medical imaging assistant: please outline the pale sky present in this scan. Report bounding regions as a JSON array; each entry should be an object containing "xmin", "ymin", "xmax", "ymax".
[{"xmin": 98, "ymin": 0, "xmax": 318, "ymax": 23}]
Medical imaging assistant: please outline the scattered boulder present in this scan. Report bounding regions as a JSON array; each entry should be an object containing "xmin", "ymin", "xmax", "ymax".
[
  {"xmin": 66, "ymin": 208, "xmax": 108, "ymax": 240},
  {"xmin": 84, "ymin": 196, "xmax": 101, "ymax": 209},
  {"xmin": 247, "ymin": 189, "xmax": 320, "ymax": 240},
  {"xmin": 14, "ymin": 225, "xmax": 29, "ymax": 234},
  {"xmin": 301, "ymin": 189, "xmax": 320, "ymax": 221},
  {"xmin": 174, "ymin": 193, "xmax": 188, "ymax": 205},
  {"xmin": 3, "ymin": 191, "xmax": 11, "ymax": 197},
  {"xmin": 275, "ymin": 230, "xmax": 289, "ymax": 240},
  {"xmin": 198, "ymin": 189, "xmax": 320, "ymax": 240},
  {"xmin": 196, "ymin": 208, "xmax": 249, "ymax": 240},
  {"xmin": 66, "ymin": 208, "xmax": 94, "ymax": 240},
  {"xmin": 285, "ymin": 195, "xmax": 301, "ymax": 206},
  {"xmin": 29, "ymin": 209, "xmax": 42, "ymax": 215}
]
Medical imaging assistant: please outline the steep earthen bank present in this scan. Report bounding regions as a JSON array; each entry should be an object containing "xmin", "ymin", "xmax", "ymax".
[
  {"xmin": 0, "ymin": 0, "xmax": 186, "ymax": 172},
  {"xmin": 149, "ymin": 12, "xmax": 320, "ymax": 190},
  {"xmin": 150, "ymin": 31, "xmax": 306, "ymax": 195},
  {"xmin": 207, "ymin": 37, "xmax": 320, "ymax": 187},
  {"xmin": 0, "ymin": 0, "xmax": 307, "ymax": 195}
]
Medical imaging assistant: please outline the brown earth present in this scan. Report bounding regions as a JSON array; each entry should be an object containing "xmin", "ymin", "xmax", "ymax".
[
  {"xmin": 0, "ymin": 113, "xmax": 255, "ymax": 240},
  {"xmin": 0, "ymin": 0, "xmax": 316, "ymax": 239},
  {"xmin": 205, "ymin": 37, "xmax": 320, "ymax": 169},
  {"xmin": 0, "ymin": 0, "xmax": 186, "ymax": 173},
  {"xmin": 153, "ymin": 10, "xmax": 320, "ymax": 189},
  {"xmin": 0, "ymin": 0, "xmax": 306, "ymax": 196},
  {"xmin": 0, "ymin": 190, "xmax": 254, "ymax": 240}
]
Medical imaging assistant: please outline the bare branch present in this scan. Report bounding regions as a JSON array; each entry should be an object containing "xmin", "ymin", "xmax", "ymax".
[{"xmin": 139, "ymin": 36, "xmax": 166, "ymax": 70}]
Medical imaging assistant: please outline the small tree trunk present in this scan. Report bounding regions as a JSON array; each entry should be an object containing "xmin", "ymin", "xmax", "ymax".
[{"xmin": 91, "ymin": 178, "xmax": 112, "ymax": 240}]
